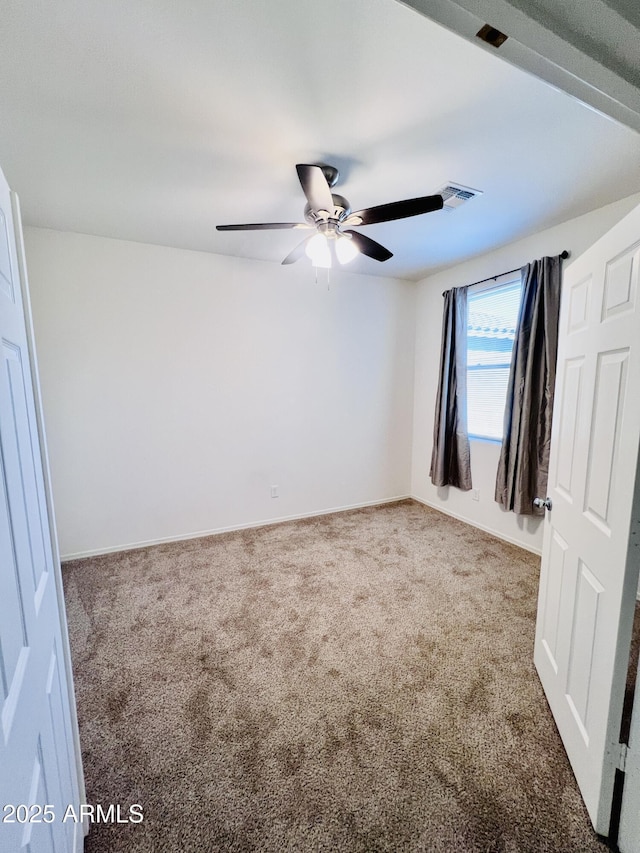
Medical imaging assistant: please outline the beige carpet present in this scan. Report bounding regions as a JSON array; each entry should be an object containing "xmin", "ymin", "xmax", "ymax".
[{"xmin": 62, "ymin": 499, "xmax": 607, "ymax": 852}]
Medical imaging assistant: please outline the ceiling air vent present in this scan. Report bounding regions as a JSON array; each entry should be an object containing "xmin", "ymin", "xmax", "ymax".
[
  {"xmin": 476, "ymin": 23, "xmax": 508, "ymax": 48},
  {"xmin": 437, "ymin": 183, "xmax": 483, "ymax": 212}
]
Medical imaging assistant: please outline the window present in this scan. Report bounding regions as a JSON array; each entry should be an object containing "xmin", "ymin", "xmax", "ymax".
[{"xmin": 466, "ymin": 275, "xmax": 522, "ymax": 441}]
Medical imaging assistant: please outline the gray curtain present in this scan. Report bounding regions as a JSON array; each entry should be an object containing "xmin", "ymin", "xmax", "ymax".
[
  {"xmin": 430, "ymin": 287, "xmax": 472, "ymax": 490},
  {"xmin": 495, "ymin": 254, "xmax": 563, "ymax": 514}
]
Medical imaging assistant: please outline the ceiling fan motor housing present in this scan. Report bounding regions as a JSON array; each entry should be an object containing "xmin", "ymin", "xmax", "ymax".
[
  {"xmin": 303, "ymin": 193, "xmax": 351, "ymax": 226},
  {"xmin": 319, "ymin": 164, "xmax": 339, "ymax": 187}
]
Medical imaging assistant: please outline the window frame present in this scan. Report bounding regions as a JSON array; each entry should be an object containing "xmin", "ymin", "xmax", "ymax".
[{"xmin": 466, "ymin": 271, "xmax": 523, "ymax": 444}]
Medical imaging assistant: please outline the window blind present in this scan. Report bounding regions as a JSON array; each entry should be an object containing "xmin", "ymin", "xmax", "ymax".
[{"xmin": 467, "ymin": 279, "xmax": 522, "ymax": 441}]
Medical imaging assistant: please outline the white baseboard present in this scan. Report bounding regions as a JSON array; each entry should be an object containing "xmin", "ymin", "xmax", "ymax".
[
  {"xmin": 410, "ymin": 495, "xmax": 543, "ymax": 557},
  {"xmin": 61, "ymin": 495, "xmax": 412, "ymax": 561},
  {"xmin": 61, "ymin": 493, "xmax": 543, "ymax": 562}
]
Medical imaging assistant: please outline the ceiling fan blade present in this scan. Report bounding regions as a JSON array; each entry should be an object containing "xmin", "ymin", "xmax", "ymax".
[
  {"xmin": 296, "ymin": 164, "xmax": 335, "ymax": 215},
  {"xmin": 344, "ymin": 230, "xmax": 393, "ymax": 262},
  {"xmin": 281, "ymin": 237, "xmax": 311, "ymax": 265},
  {"xmin": 348, "ymin": 194, "xmax": 444, "ymax": 226},
  {"xmin": 216, "ymin": 222, "xmax": 310, "ymax": 231}
]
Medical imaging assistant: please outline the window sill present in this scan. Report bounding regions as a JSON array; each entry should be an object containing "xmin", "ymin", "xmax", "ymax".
[{"xmin": 469, "ymin": 434, "xmax": 503, "ymax": 445}]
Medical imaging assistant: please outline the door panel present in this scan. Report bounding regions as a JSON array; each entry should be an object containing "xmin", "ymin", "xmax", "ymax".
[
  {"xmin": 540, "ymin": 530, "xmax": 569, "ymax": 671},
  {"xmin": 583, "ymin": 348, "xmax": 628, "ymax": 530},
  {"xmin": 0, "ymin": 207, "xmax": 15, "ymax": 302},
  {"xmin": 602, "ymin": 243, "xmax": 639, "ymax": 319},
  {"xmin": 565, "ymin": 559, "xmax": 602, "ymax": 740},
  {"xmin": 4, "ymin": 338, "xmax": 50, "ymax": 603},
  {"xmin": 567, "ymin": 274, "xmax": 591, "ymax": 332},
  {"xmin": 534, "ymin": 201, "xmax": 640, "ymax": 835},
  {"xmin": 554, "ymin": 356, "xmax": 583, "ymax": 501}
]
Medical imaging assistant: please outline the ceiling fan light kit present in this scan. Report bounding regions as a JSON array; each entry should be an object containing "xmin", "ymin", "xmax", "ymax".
[
  {"xmin": 335, "ymin": 233, "xmax": 359, "ymax": 265},
  {"xmin": 217, "ymin": 164, "xmax": 445, "ymax": 268},
  {"xmin": 305, "ymin": 232, "xmax": 332, "ymax": 268}
]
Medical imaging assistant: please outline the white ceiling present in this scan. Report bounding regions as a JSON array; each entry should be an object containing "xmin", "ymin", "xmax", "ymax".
[
  {"xmin": 1, "ymin": 0, "xmax": 639, "ymax": 280},
  {"xmin": 402, "ymin": 0, "xmax": 640, "ymax": 133}
]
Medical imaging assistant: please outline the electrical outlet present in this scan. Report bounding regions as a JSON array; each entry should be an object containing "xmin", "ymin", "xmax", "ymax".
[
  {"xmin": 270, "ymin": 485, "xmax": 279, "ymax": 498},
  {"xmin": 472, "ymin": 488, "xmax": 480, "ymax": 501}
]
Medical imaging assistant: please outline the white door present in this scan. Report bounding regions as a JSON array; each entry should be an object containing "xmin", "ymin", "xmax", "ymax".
[
  {"xmin": 534, "ymin": 201, "xmax": 640, "ymax": 835},
  {"xmin": 0, "ymin": 168, "xmax": 85, "ymax": 852}
]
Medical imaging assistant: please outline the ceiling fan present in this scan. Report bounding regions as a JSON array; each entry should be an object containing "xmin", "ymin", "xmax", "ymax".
[{"xmin": 216, "ymin": 164, "xmax": 444, "ymax": 268}]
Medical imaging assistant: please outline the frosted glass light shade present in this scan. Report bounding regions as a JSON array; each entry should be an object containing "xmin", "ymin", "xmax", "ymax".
[
  {"xmin": 335, "ymin": 234, "xmax": 359, "ymax": 264},
  {"xmin": 305, "ymin": 233, "xmax": 331, "ymax": 268}
]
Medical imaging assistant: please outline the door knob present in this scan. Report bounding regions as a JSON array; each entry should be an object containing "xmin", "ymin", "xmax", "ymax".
[{"xmin": 533, "ymin": 496, "xmax": 552, "ymax": 511}]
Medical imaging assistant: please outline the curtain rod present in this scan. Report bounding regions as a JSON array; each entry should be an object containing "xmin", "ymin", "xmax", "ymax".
[{"xmin": 442, "ymin": 249, "xmax": 570, "ymax": 296}]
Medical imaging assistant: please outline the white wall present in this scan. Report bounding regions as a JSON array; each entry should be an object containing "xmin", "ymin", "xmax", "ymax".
[
  {"xmin": 411, "ymin": 193, "xmax": 640, "ymax": 554},
  {"xmin": 24, "ymin": 229, "xmax": 416, "ymax": 558},
  {"xmin": 25, "ymin": 192, "xmax": 640, "ymax": 560}
]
